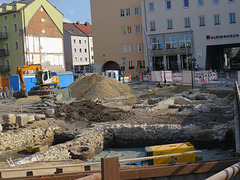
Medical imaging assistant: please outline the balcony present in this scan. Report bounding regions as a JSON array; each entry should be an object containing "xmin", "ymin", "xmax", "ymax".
[
  {"xmin": 0, "ymin": 32, "xmax": 8, "ymax": 40},
  {"xmin": 0, "ymin": 49, "xmax": 9, "ymax": 56},
  {"xmin": 0, "ymin": 65, "xmax": 10, "ymax": 72}
]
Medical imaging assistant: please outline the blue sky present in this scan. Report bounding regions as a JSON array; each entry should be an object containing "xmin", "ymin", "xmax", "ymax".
[{"xmin": 0, "ymin": 0, "xmax": 91, "ymax": 23}]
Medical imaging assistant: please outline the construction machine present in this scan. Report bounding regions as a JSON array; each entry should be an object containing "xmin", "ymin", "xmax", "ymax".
[{"xmin": 16, "ymin": 64, "xmax": 60, "ymax": 98}]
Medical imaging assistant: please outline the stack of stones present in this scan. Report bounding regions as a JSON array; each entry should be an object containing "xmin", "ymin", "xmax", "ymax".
[{"xmin": 1, "ymin": 114, "xmax": 46, "ymax": 131}]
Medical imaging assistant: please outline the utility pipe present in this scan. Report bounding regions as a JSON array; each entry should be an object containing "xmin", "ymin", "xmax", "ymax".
[{"xmin": 206, "ymin": 162, "xmax": 240, "ymax": 180}]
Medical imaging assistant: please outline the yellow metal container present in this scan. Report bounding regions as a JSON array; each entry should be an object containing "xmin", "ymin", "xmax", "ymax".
[
  {"xmin": 145, "ymin": 142, "xmax": 196, "ymax": 165},
  {"xmin": 26, "ymin": 145, "xmax": 41, "ymax": 153},
  {"xmin": 33, "ymin": 144, "xmax": 49, "ymax": 152}
]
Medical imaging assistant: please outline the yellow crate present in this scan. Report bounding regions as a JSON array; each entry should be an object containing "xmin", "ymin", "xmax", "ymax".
[
  {"xmin": 33, "ymin": 144, "xmax": 49, "ymax": 152},
  {"xmin": 26, "ymin": 145, "xmax": 41, "ymax": 153},
  {"xmin": 145, "ymin": 142, "xmax": 196, "ymax": 165}
]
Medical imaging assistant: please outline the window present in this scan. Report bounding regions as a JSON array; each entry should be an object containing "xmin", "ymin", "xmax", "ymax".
[
  {"xmin": 149, "ymin": 3, "xmax": 154, "ymax": 12},
  {"xmin": 85, "ymin": 49, "xmax": 87, "ymax": 53},
  {"xmin": 166, "ymin": 1, "xmax": 171, "ymax": 10},
  {"xmin": 137, "ymin": 60, "xmax": 142, "ymax": 68},
  {"xmin": 3, "ymin": 26, "xmax": 7, "ymax": 37},
  {"xmin": 84, "ymin": 40, "xmax": 87, "ymax": 44},
  {"xmin": 229, "ymin": 13, "xmax": 236, "ymax": 23},
  {"xmin": 198, "ymin": 0, "xmax": 204, "ymax": 6},
  {"xmin": 134, "ymin": 7, "xmax": 139, "ymax": 16},
  {"xmin": 152, "ymin": 37, "xmax": 163, "ymax": 50},
  {"xmin": 126, "ymin": 8, "xmax": 130, "ymax": 17},
  {"xmin": 3, "ymin": 7, "xmax": 6, "ymax": 13},
  {"xmin": 128, "ymin": 44, "xmax": 133, "ymax": 53},
  {"xmin": 91, "ymin": 47, "xmax": 93, "ymax": 51},
  {"xmin": 13, "ymin": 4, "xmax": 16, "ymax": 11},
  {"xmin": 165, "ymin": 36, "xmax": 177, "ymax": 49},
  {"xmin": 80, "ymin": 58, "xmax": 83, "ymax": 61},
  {"xmin": 13, "ymin": 14, "xmax": 16, "ymax": 18},
  {"xmin": 120, "ymin": 9, "xmax": 125, "ymax": 17},
  {"xmin": 85, "ymin": 57, "xmax": 88, "ymax": 61},
  {"xmin": 122, "ymin": 44, "xmax": 127, "ymax": 53},
  {"xmin": 74, "ymin": 48, "xmax": 76, "ymax": 52},
  {"xmin": 137, "ymin": 43, "xmax": 142, "ymax": 52},
  {"xmin": 4, "ymin": 16, "xmax": 7, "ymax": 20},
  {"xmin": 79, "ymin": 40, "xmax": 81, "ymax": 44},
  {"xmin": 74, "ymin": 39, "xmax": 76, "ymax": 43},
  {"xmin": 92, "ymin": 56, "xmax": 94, "ymax": 60},
  {"xmin": 80, "ymin": 48, "xmax": 82, "ymax": 52},
  {"xmin": 213, "ymin": 0, "xmax": 219, "ymax": 5},
  {"xmin": 228, "ymin": 0, "xmax": 235, "ymax": 3},
  {"xmin": 184, "ymin": 0, "xmax": 189, "ymax": 8},
  {"xmin": 75, "ymin": 57, "xmax": 77, "ymax": 62},
  {"xmin": 167, "ymin": 19, "xmax": 173, "ymax": 29},
  {"xmin": 13, "ymin": 24, "xmax": 17, "ymax": 32},
  {"xmin": 121, "ymin": 26, "xmax": 126, "ymax": 35},
  {"xmin": 14, "ymin": 42, "xmax": 18, "ymax": 50},
  {"xmin": 199, "ymin": 16, "xmax": 205, "ymax": 26},
  {"xmin": 179, "ymin": 35, "xmax": 191, "ymax": 48},
  {"xmin": 150, "ymin": 21, "xmax": 156, "ymax": 31},
  {"xmin": 5, "ymin": 43, "xmax": 9, "ymax": 52},
  {"xmin": 129, "ymin": 61, "xmax": 134, "ymax": 67},
  {"xmin": 135, "ymin": 25, "xmax": 141, "ymax": 34},
  {"xmin": 127, "ymin": 26, "xmax": 131, "ymax": 34},
  {"xmin": 184, "ymin": 17, "xmax": 190, "ymax": 27},
  {"xmin": 214, "ymin": 14, "xmax": 220, "ymax": 25}
]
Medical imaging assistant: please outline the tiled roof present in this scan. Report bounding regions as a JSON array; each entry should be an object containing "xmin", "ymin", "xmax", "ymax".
[
  {"xmin": 74, "ymin": 22, "xmax": 92, "ymax": 37},
  {"xmin": 63, "ymin": 22, "xmax": 87, "ymax": 36}
]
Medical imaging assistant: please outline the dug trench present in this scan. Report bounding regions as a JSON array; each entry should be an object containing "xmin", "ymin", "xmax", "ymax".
[{"xmin": 0, "ymin": 86, "xmax": 236, "ymax": 166}]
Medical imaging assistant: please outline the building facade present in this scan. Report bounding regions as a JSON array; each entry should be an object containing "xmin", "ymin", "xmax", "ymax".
[
  {"xmin": 74, "ymin": 22, "xmax": 94, "ymax": 73},
  {"xmin": 91, "ymin": 0, "xmax": 240, "ymax": 73},
  {"xmin": 141, "ymin": 0, "xmax": 240, "ymax": 70},
  {"xmin": 0, "ymin": 0, "xmax": 65, "ymax": 76},
  {"xmin": 90, "ymin": 0, "xmax": 144, "ymax": 77},
  {"xmin": 63, "ymin": 22, "xmax": 91, "ymax": 75}
]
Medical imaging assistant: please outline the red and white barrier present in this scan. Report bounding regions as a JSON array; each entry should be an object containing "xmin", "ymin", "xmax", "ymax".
[
  {"xmin": 172, "ymin": 73, "xmax": 182, "ymax": 82},
  {"xmin": 129, "ymin": 74, "xmax": 132, "ymax": 82},
  {"xmin": 209, "ymin": 72, "xmax": 218, "ymax": 81},
  {"xmin": 140, "ymin": 75, "xmax": 142, "ymax": 82}
]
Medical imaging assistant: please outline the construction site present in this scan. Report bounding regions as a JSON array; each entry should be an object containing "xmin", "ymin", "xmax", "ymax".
[{"xmin": 0, "ymin": 73, "xmax": 240, "ymax": 180}]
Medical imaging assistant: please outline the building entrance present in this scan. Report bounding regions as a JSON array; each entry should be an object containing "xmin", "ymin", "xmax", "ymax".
[
  {"xmin": 102, "ymin": 61, "xmax": 120, "ymax": 72},
  {"xmin": 206, "ymin": 43, "xmax": 240, "ymax": 70}
]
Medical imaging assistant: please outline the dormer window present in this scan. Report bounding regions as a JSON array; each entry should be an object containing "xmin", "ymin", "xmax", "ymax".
[
  {"xmin": 3, "ymin": 7, "xmax": 7, "ymax": 13},
  {"xmin": 13, "ymin": 5, "xmax": 16, "ymax": 11}
]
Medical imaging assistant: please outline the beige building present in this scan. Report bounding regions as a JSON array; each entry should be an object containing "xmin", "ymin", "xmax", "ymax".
[
  {"xmin": 141, "ymin": 0, "xmax": 240, "ymax": 70},
  {"xmin": 90, "ymin": 0, "xmax": 145, "ymax": 77}
]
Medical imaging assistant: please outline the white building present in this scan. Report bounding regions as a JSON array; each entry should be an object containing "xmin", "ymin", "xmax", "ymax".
[
  {"xmin": 63, "ymin": 22, "xmax": 93, "ymax": 75},
  {"xmin": 141, "ymin": 0, "xmax": 240, "ymax": 70}
]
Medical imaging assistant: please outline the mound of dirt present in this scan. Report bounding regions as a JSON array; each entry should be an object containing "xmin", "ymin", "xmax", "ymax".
[
  {"xmin": 55, "ymin": 102, "xmax": 134, "ymax": 123},
  {"xmin": 69, "ymin": 74, "xmax": 132, "ymax": 100}
]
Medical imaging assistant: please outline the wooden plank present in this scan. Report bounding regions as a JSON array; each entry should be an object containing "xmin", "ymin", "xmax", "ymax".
[
  {"xmin": 101, "ymin": 157, "xmax": 120, "ymax": 180},
  {"xmin": 119, "ymin": 159, "xmax": 240, "ymax": 179}
]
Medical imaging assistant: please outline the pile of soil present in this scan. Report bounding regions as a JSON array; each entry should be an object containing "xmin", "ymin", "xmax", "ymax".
[
  {"xmin": 55, "ymin": 102, "xmax": 134, "ymax": 123},
  {"xmin": 69, "ymin": 74, "xmax": 132, "ymax": 100}
]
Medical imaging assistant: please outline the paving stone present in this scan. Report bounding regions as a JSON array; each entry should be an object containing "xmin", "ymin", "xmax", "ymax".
[
  {"xmin": 16, "ymin": 114, "xmax": 29, "ymax": 127},
  {"xmin": 2, "ymin": 114, "xmax": 16, "ymax": 124}
]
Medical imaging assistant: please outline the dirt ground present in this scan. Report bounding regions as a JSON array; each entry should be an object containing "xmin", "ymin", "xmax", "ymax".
[
  {"xmin": 0, "ymin": 84, "xmax": 235, "ymax": 134},
  {"xmin": 0, "ymin": 83, "xmax": 235, "ymax": 168}
]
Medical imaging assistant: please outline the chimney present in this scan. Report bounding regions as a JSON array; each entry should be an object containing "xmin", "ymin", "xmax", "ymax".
[
  {"xmin": 76, "ymin": 21, "xmax": 81, "ymax": 25},
  {"xmin": 85, "ymin": 22, "xmax": 90, "ymax": 27}
]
